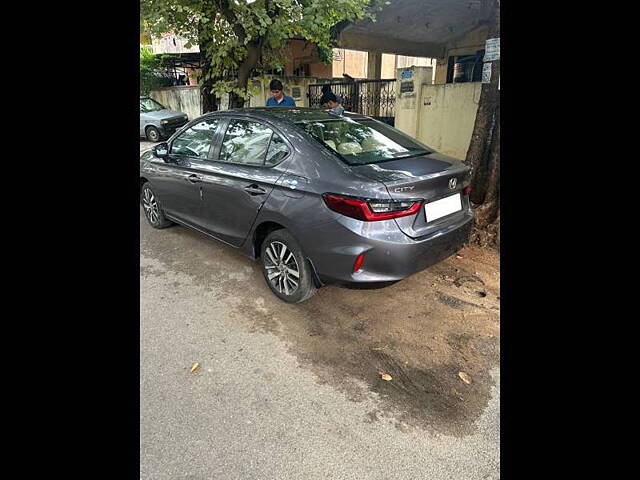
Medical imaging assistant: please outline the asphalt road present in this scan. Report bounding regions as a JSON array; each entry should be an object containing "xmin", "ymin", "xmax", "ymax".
[{"xmin": 139, "ymin": 140, "xmax": 500, "ymax": 479}]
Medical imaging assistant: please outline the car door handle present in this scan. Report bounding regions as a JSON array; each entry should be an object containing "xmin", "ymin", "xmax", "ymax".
[
  {"xmin": 244, "ymin": 184, "xmax": 267, "ymax": 196},
  {"xmin": 187, "ymin": 174, "xmax": 202, "ymax": 184}
]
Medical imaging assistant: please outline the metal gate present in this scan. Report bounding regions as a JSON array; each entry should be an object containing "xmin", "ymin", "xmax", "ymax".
[{"xmin": 308, "ymin": 79, "xmax": 396, "ymax": 126}]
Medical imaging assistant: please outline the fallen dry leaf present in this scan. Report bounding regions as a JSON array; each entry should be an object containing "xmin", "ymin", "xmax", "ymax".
[
  {"xmin": 378, "ymin": 371, "xmax": 392, "ymax": 381},
  {"xmin": 458, "ymin": 371, "xmax": 471, "ymax": 384},
  {"xmin": 190, "ymin": 362, "xmax": 200, "ymax": 374}
]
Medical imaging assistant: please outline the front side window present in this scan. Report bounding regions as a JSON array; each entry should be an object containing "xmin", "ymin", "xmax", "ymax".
[
  {"xmin": 298, "ymin": 117, "xmax": 432, "ymax": 166},
  {"xmin": 170, "ymin": 119, "xmax": 219, "ymax": 158},
  {"xmin": 140, "ymin": 97, "xmax": 166, "ymax": 112},
  {"xmin": 219, "ymin": 120, "xmax": 288, "ymax": 166}
]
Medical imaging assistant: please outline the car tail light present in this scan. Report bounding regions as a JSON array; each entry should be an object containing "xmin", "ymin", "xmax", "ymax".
[
  {"xmin": 463, "ymin": 185, "xmax": 472, "ymax": 196},
  {"xmin": 322, "ymin": 193, "xmax": 422, "ymax": 221},
  {"xmin": 353, "ymin": 253, "xmax": 365, "ymax": 273}
]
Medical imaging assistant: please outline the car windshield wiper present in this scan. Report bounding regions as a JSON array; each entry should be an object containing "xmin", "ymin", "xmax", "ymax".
[{"xmin": 391, "ymin": 150, "xmax": 432, "ymax": 160}]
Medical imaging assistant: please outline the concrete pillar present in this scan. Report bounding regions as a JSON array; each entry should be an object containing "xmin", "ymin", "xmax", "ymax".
[
  {"xmin": 366, "ymin": 51, "xmax": 382, "ymax": 79},
  {"xmin": 365, "ymin": 51, "xmax": 383, "ymax": 116},
  {"xmin": 394, "ymin": 66, "xmax": 433, "ymax": 139}
]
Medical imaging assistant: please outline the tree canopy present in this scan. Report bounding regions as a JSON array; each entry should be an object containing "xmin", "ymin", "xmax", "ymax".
[{"xmin": 141, "ymin": 0, "xmax": 383, "ymax": 104}]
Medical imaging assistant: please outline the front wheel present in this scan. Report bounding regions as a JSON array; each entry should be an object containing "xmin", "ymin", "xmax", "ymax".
[
  {"xmin": 145, "ymin": 126, "xmax": 162, "ymax": 142},
  {"xmin": 261, "ymin": 230, "xmax": 317, "ymax": 303},
  {"xmin": 141, "ymin": 182, "xmax": 173, "ymax": 229}
]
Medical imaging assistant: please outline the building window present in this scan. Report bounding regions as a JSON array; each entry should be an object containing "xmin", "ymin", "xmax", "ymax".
[
  {"xmin": 446, "ymin": 50, "xmax": 485, "ymax": 83},
  {"xmin": 293, "ymin": 64, "xmax": 310, "ymax": 77}
]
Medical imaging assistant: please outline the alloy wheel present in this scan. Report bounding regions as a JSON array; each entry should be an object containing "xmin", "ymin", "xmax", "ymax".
[
  {"xmin": 142, "ymin": 187, "xmax": 160, "ymax": 224},
  {"xmin": 264, "ymin": 241, "xmax": 300, "ymax": 295}
]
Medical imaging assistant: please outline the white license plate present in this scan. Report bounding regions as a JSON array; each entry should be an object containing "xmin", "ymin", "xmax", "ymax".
[{"xmin": 424, "ymin": 193, "xmax": 462, "ymax": 222}]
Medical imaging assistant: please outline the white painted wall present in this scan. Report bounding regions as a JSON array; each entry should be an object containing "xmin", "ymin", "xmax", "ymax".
[
  {"xmin": 395, "ymin": 66, "xmax": 481, "ymax": 160},
  {"xmin": 149, "ymin": 86, "xmax": 201, "ymax": 121}
]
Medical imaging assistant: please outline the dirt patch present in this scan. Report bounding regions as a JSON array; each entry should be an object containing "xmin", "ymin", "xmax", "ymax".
[
  {"xmin": 235, "ymin": 246, "xmax": 500, "ymax": 436},
  {"xmin": 141, "ymin": 214, "xmax": 500, "ymax": 436}
]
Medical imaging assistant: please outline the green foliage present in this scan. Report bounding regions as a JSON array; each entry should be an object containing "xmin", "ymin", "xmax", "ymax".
[
  {"xmin": 140, "ymin": 46, "xmax": 173, "ymax": 94},
  {"xmin": 140, "ymin": 0, "xmax": 383, "ymax": 100}
]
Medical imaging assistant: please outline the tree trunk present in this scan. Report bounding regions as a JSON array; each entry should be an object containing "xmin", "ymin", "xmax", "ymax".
[
  {"xmin": 198, "ymin": 30, "xmax": 217, "ymax": 114},
  {"xmin": 465, "ymin": 0, "xmax": 500, "ymax": 248},
  {"xmin": 229, "ymin": 38, "xmax": 264, "ymax": 109}
]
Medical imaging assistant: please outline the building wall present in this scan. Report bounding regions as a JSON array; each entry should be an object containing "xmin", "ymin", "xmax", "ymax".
[
  {"xmin": 333, "ymin": 48, "xmax": 433, "ymax": 80},
  {"xmin": 282, "ymin": 39, "xmax": 332, "ymax": 78},
  {"xmin": 383, "ymin": 55, "xmax": 435, "ymax": 81},
  {"xmin": 416, "ymin": 83, "xmax": 481, "ymax": 159},
  {"xmin": 149, "ymin": 75, "xmax": 320, "ymax": 118},
  {"xmin": 395, "ymin": 67, "xmax": 480, "ymax": 159},
  {"xmin": 381, "ymin": 54, "xmax": 396, "ymax": 79},
  {"xmin": 249, "ymin": 75, "xmax": 322, "ymax": 107},
  {"xmin": 434, "ymin": 26, "xmax": 489, "ymax": 84},
  {"xmin": 149, "ymin": 86, "xmax": 201, "ymax": 121},
  {"xmin": 151, "ymin": 33, "xmax": 200, "ymax": 54},
  {"xmin": 332, "ymin": 49, "xmax": 368, "ymax": 78},
  {"xmin": 394, "ymin": 66, "xmax": 434, "ymax": 139}
]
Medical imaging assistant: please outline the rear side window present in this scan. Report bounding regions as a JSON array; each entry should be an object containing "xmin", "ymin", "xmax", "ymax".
[
  {"xmin": 219, "ymin": 120, "xmax": 289, "ymax": 166},
  {"xmin": 170, "ymin": 119, "xmax": 219, "ymax": 158},
  {"xmin": 265, "ymin": 133, "xmax": 289, "ymax": 166}
]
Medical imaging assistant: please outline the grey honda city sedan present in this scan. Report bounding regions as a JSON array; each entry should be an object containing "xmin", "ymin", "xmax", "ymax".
[{"xmin": 140, "ymin": 108, "xmax": 473, "ymax": 303}]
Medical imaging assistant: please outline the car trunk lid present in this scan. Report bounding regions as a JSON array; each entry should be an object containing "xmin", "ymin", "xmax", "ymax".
[{"xmin": 349, "ymin": 152, "xmax": 471, "ymax": 238}]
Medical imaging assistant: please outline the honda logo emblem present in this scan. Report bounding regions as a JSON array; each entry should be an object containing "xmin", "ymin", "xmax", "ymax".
[{"xmin": 448, "ymin": 178, "xmax": 457, "ymax": 190}]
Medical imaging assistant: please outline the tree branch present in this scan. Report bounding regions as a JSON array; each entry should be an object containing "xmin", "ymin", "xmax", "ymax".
[{"xmin": 217, "ymin": 0, "xmax": 246, "ymax": 44}]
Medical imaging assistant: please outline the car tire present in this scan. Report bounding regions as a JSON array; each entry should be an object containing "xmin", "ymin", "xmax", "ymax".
[
  {"xmin": 145, "ymin": 126, "xmax": 162, "ymax": 142},
  {"xmin": 261, "ymin": 229, "xmax": 317, "ymax": 303},
  {"xmin": 141, "ymin": 182, "xmax": 173, "ymax": 229}
]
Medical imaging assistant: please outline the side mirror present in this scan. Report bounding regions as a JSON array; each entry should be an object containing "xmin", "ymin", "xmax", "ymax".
[{"xmin": 153, "ymin": 142, "xmax": 169, "ymax": 158}]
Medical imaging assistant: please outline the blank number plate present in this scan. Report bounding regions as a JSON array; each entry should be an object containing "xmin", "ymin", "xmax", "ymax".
[{"xmin": 424, "ymin": 193, "xmax": 462, "ymax": 222}]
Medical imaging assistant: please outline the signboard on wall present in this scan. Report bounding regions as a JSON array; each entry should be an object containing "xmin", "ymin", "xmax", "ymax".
[
  {"xmin": 400, "ymin": 81, "xmax": 414, "ymax": 93},
  {"xmin": 484, "ymin": 38, "xmax": 500, "ymax": 62},
  {"xmin": 482, "ymin": 63, "xmax": 492, "ymax": 84}
]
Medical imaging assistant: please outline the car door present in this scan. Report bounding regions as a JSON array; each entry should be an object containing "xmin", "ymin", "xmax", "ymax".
[
  {"xmin": 147, "ymin": 117, "xmax": 221, "ymax": 227},
  {"xmin": 193, "ymin": 117, "xmax": 291, "ymax": 247}
]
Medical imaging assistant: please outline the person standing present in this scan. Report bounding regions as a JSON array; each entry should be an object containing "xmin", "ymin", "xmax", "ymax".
[{"xmin": 266, "ymin": 79, "xmax": 296, "ymax": 107}]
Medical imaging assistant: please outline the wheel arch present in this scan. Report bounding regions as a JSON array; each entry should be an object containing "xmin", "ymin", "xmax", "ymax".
[
  {"xmin": 250, "ymin": 219, "xmax": 323, "ymax": 288},
  {"xmin": 140, "ymin": 177, "xmax": 150, "ymax": 196}
]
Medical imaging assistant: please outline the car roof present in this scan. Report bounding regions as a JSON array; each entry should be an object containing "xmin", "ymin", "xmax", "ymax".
[{"xmin": 207, "ymin": 107, "xmax": 368, "ymax": 124}]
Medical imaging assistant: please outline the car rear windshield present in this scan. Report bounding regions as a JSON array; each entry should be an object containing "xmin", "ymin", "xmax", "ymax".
[
  {"xmin": 140, "ymin": 97, "xmax": 166, "ymax": 112},
  {"xmin": 296, "ymin": 117, "xmax": 432, "ymax": 165}
]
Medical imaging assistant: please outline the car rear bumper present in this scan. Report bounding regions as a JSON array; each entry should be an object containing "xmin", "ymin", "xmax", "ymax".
[{"xmin": 308, "ymin": 210, "xmax": 473, "ymax": 286}]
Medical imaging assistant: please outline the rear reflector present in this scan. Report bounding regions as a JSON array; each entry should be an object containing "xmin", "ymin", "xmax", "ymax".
[
  {"xmin": 353, "ymin": 253, "xmax": 365, "ymax": 273},
  {"xmin": 463, "ymin": 185, "xmax": 472, "ymax": 196},
  {"xmin": 323, "ymin": 193, "xmax": 422, "ymax": 221}
]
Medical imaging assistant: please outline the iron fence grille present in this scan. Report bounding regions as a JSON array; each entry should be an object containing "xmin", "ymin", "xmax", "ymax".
[{"xmin": 308, "ymin": 79, "xmax": 396, "ymax": 126}]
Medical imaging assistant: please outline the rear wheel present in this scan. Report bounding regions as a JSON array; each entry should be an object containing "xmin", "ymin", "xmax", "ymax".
[
  {"xmin": 261, "ymin": 230, "xmax": 316, "ymax": 303},
  {"xmin": 145, "ymin": 126, "xmax": 162, "ymax": 142},
  {"xmin": 141, "ymin": 182, "xmax": 173, "ymax": 229}
]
